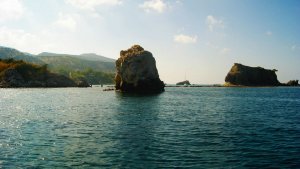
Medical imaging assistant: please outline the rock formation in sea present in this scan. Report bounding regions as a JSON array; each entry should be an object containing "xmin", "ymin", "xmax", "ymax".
[
  {"xmin": 115, "ymin": 45, "xmax": 164, "ymax": 93},
  {"xmin": 176, "ymin": 80, "xmax": 191, "ymax": 85},
  {"xmin": 225, "ymin": 63, "xmax": 280, "ymax": 86}
]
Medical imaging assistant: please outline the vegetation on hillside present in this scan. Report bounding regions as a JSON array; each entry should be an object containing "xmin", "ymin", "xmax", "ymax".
[
  {"xmin": 56, "ymin": 68, "xmax": 114, "ymax": 85},
  {"xmin": 0, "ymin": 47, "xmax": 116, "ymax": 84},
  {"xmin": 0, "ymin": 58, "xmax": 48, "ymax": 82},
  {"xmin": 0, "ymin": 58, "xmax": 91, "ymax": 88},
  {"xmin": 37, "ymin": 55, "xmax": 115, "ymax": 72}
]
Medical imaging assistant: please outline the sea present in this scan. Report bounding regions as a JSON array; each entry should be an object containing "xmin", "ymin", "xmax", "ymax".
[{"xmin": 0, "ymin": 87, "xmax": 299, "ymax": 168}]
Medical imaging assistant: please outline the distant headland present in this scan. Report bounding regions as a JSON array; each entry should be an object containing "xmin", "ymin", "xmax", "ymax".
[
  {"xmin": 0, "ymin": 59, "xmax": 90, "ymax": 88},
  {"xmin": 0, "ymin": 46, "xmax": 115, "ymax": 86}
]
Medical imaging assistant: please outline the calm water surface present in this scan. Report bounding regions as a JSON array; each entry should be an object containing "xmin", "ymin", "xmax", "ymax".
[{"xmin": 0, "ymin": 87, "xmax": 299, "ymax": 168}]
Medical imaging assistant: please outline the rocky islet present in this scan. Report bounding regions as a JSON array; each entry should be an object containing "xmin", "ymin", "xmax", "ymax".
[{"xmin": 115, "ymin": 45, "xmax": 165, "ymax": 93}]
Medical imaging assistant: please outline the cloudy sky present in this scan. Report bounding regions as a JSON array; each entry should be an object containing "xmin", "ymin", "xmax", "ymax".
[{"xmin": 0, "ymin": 0, "xmax": 299, "ymax": 84}]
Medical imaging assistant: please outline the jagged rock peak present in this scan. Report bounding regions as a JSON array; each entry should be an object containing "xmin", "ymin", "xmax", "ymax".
[{"xmin": 120, "ymin": 45, "xmax": 145, "ymax": 59}]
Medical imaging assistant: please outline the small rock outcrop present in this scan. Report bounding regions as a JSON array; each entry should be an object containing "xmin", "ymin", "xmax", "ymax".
[
  {"xmin": 115, "ymin": 45, "xmax": 164, "ymax": 93},
  {"xmin": 74, "ymin": 78, "xmax": 91, "ymax": 87},
  {"xmin": 286, "ymin": 80, "xmax": 299, "ymax": 86},
  {"xmin": 225, "ymin": 63, "xmax": 280, "ymax": 86},
  {"xmin": 176, "ymin": 80, "xmax": 191, "ymax": 85}
]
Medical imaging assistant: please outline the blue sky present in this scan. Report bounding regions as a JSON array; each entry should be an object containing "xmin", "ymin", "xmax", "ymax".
[{"xmin": 0, "ymin": 0, "xmax": 299, "ymax": 84}]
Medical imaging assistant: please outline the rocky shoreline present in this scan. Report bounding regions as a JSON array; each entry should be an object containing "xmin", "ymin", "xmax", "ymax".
[
  {"xmin": 0, "ymin": 59, "xmax": 90, "ymax": 88},
  {"xmin": 1, "ymin": 48, "xmax": 298, "ymax": 90}
]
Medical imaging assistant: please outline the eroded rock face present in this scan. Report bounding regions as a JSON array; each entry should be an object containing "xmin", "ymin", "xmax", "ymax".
[
  {"xmin": 115, "ymin": 45, "xmax": 164, "ymax": 93},
  {"xmin": 225, "ymin": 63, "xmax": 280, "ymax": 86}
]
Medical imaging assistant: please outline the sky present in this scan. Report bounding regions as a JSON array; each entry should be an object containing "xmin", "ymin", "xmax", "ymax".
[{"xmin": 0, "ymin": 0, "xmax": 299, "ymax": 84}]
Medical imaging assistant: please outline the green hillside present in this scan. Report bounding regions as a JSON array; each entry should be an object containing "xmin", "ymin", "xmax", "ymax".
[
  {"xmin": 36, "ymin": 55, "xmax": 115, "ymax": 84},
  {"xmin": 0, "ymin": 46, "xmax": 116, "ymax": 84},
  {"xmin": 37, "ymin": 55, "xmax": 115, "ymax": 73},
  {"xmin": 38, "ymin": 52, "xmax": 115, "ymax": 62}
]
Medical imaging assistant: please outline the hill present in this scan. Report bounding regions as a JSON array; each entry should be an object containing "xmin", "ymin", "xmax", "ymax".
[
  {"xmin": 0, "ymin": 46, "xmax": 116, "ymax": 84},
  {"xmin": 36, "ymin": 55, "xmax": 115, "ymax": 73},
  {"xmin": 0, "ymin": 46, "xmax": 43, "ymax": 64},
  {"xmin": 36, "ymin": 55, "xmax": 115, "ymax": 84},
  {"xmin": 0, "ymin": 58, "xmax": 89, "ymax": 87},
  {"xmin": 38, "ymin": 52, "xmax": 115, "ymax": 62}
]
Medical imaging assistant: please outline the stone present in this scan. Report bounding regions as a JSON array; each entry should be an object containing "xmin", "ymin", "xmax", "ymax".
[
  {"xmin": 115, "ymin": 45, "xmax": 164, "ymax": 93},
  {"xmin": 225, "ymin": 63, "xmax": 280, "ymax": 86},
  {"xmin": 176, "ymin": 80, "xmax": 191, "ymax": 85},
  {"xmin": 74, "ymin": 78, "xmax": 91, "ymax": 87},
  {"xmin": 286, "ymin": 80, "xmax": 299, "ymax": 86}
]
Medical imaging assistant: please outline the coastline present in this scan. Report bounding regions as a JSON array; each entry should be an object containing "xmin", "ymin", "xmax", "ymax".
[{"xmin": 165, "ymin": 84, "xmax": 300, "ymax": 88}]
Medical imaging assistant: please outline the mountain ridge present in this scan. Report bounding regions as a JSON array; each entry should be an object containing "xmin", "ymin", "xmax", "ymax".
[{"xmin": 38, "ymin": 52, "xmax": 115, "ymax": 62}]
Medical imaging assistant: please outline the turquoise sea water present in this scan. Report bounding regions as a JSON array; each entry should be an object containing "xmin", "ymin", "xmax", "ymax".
[{"xmin": 0, "ymin": 87, "xmax": 299, "ymax": 168}]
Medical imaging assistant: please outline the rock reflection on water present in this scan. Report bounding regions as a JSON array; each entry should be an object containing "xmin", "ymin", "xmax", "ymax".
[{"xmin": 112, "ymin": 92, "xmax": 162, "ymax": 168}]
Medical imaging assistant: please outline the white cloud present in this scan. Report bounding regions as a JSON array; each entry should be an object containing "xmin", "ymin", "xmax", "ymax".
[
  {"xmin": 0, "ymin": 0, "xmax": 24, "ymax": 22},
  {"xmin": 66, "ymin": 0, "xmax": 122, "ymax": 11},
  {"xmin": 205, "ymin": 41, "xmax": 219, "ymax": 49},
  {"xmin": 220, "ymin": 48, "xmax": 231, "ymax": 54},
  {"xmin": 54, "ymin": 13, "xmax": 77, "ymax": 31},
  {"xmin": 206, "ymin": 15, "xmax": 224, "ymax": 32},
  {"xmin": 266, "ymin": 31, "xmax": 272, "ymax": 36},
  {"xmin": 174, "ymin": 34, "xmax": 197, "ymax": 44},
  {"xmin": 0, "ymin": 27, "xmax": 44, "ymax": 54},
  {"xmin": 0, "ymin": 26, "xmax": 79, "ymax": 54},
  {"xmin": 175, "ymin": 0, "xmax": 182, "ymax": 4},
  {"xmin": 140, "ymin": 0, "xmax": 167, "ymax": 13}
]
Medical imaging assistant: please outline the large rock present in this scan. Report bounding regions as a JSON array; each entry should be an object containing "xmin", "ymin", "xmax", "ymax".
[
  {"xmin": 115, "ymin": 45, "xmax": 164, "ymax": 93},
  {"xmin": 225, "ymin": 63, "xmax": 280, "ymax": 86}
]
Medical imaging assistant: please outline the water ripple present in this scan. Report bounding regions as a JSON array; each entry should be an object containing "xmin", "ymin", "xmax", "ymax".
[{"xmin": 0, "ymin": 87, "xmax": 299, "ymax": 168}]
